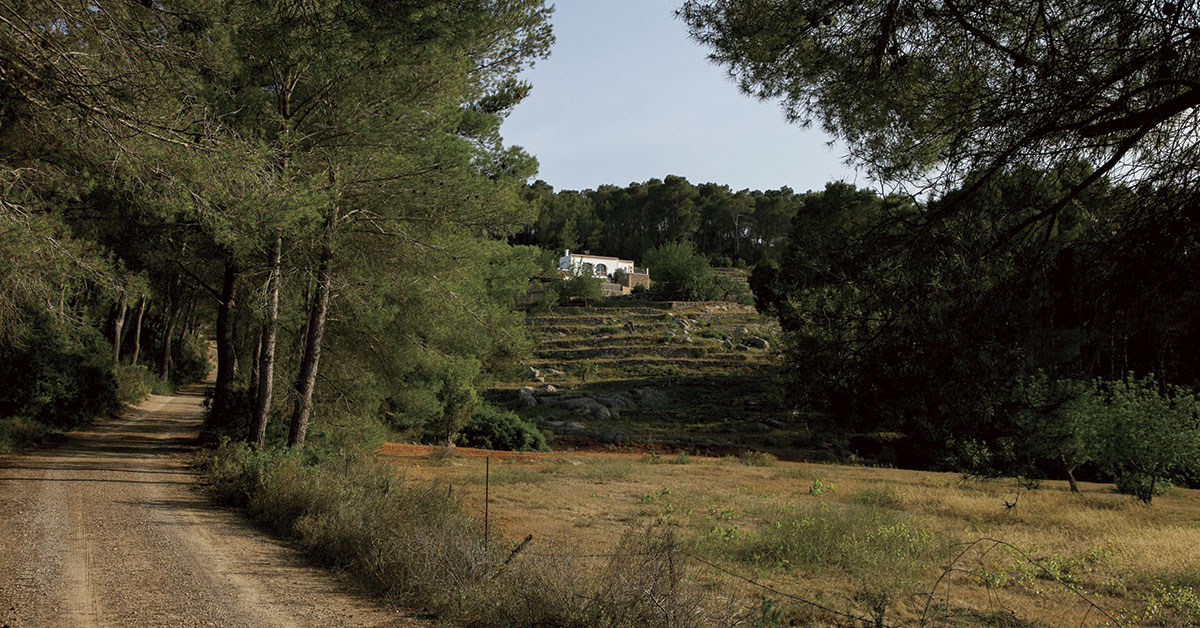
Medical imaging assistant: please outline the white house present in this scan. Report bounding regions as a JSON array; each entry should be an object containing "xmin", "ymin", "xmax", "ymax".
[{"xmin": 557, "ymin": 249, "xmax": 636, "ymax": 279}]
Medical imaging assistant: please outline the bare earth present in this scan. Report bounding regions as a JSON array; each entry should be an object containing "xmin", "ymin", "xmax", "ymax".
[{"xmin": 0, "ymin": 384, "xmax": 431, "ymax": 628}]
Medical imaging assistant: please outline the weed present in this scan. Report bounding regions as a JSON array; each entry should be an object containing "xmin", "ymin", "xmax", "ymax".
[
  {"xmin": 808, "ymin": 478, "xmax": 834, "ymax": 496},
  {"xmin": 852, "ymin": 486, "xmax": 902, "ymax": 509},
  {"xmin": 0, "ymin": 416, "xmax": 56, "ymax": 454},
  {"xmin": 640, "ymin": 487, "xmax": 673, "ymax": 503},
  {"xmin": 737, "ymin": 450, "xmax": 777, "ymax": 467}
]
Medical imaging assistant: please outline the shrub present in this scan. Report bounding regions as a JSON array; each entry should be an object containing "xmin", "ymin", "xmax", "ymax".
[
  {"xmin": 114, "ymin": 364, "xmax": 160, "ymax": 404},
  {"xmin": 202, "ymin": 442, "xmax": 743, "ymax": 626},
  {"xmin": 458, "ymin": 404, "xmax": 548, "ymax": 451},
  {"xmin": 738, "ymin": 450, "xmax": 777, "ymax": 467},
  {"xmin": 1114, "ymin": 473, "xmax": 1172, "ymax": 500},
  {"xmin": 533, "ymin": 285, "xmax": 561, "ymax": 311},
  {"xmin": 0, "ymin": 416, "xmax": 55, "ymax": 454},
  {"xmin": 0, "ymin": 319, "xmax": 118, "ymax": 430},
  {"xmin": 558, "ymin": 274, "xmax": 604, "ymax": 306},
  {"xmin": 643, "ymin": 241, "xmax": 721, "ymax": 301}
]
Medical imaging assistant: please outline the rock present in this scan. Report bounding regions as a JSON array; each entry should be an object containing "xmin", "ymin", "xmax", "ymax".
[
  {"xmin": 742, "ymin": 422, "xmax": 770, "ymax": 433},
  {"xmin": 560, "ymin": 397, "xmax": 612, "ymax": 420},
  {"xmin": 532, "ymin": 376, "xmax": 546, "ymax": 383},
  {"xmin": 735, "ymin": 343, "xmax": 750, "ymax": 351},
  {"xmin": 631, "ymin": 387, "xmax": 670, "ymax": 408},
  {"xmin": 721, "ymin": 339, "xmax": 734, "ymax": 350},
  {"xmin": 746, "ymin": 336, "xmax": 770, "ymax": 350},
  {"xmin": 597, "ymin": 393, "xmax": 637, "ymax": 410},
  {"xmin": 545, "ymin": 368, "xmax": 565, "ymax": 376},
  {"xmin": 545, "ymin": 384, "xmax": 557, "ymax": 392},
  {"xmin": 676, "ymin": 318, "xmax": 691, "ymax": 330},
  {"xmin": 523, "ymin": 366, "xmax": 540, "ymax": 380},
  {"xmin": 517, "ymin": 386, "xmax": 537, "ymax": 408}
]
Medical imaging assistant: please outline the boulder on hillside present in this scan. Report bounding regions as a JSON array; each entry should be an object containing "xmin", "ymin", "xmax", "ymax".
[
  {"xmin": 597, "ymin": 393, "xmax": 637, "ymax": 410},
  {"xmin": 746, "ymin": 336, "xmax": 770, "ymax": 350},
  {"xmin": 560, "ymin": 396, "xmax": 612, "ymax": 420},
  {"xmin": 522, "ymin": 366, "xmax": 540, "ymax": 380},
  {"xmin": 545, "ymin": 368, "xmax": 565, "ymax": 376},
  {"xmin": 517, "ymin": 386, "xmax": 537, "ymax": 408},
  {"xmin": 735, "ymin": 343, "xmax": 750, "ymax": 351},
  {"xmin": 721, "ymin": 339, "xmax": 734, "ymax": 350},
  {"xmin": 631, "ymin": 387, "xmax": 670, "ymax": 408}
]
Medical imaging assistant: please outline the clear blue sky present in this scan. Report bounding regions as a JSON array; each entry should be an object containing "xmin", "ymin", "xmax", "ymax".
[{"xmin": 500, "ymin": 1, "xmax": 863, "ymax": 194}]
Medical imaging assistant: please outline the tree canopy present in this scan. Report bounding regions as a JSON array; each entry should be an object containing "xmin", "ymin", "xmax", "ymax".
[{"xmin": 0, "ymin": 0, "xmax": 555, "ymax": 452}]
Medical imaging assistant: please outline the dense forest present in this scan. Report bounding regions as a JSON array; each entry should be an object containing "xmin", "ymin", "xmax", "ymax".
[
  {"xmin": 0, "ymin": 1, "xmax": 555, "ymax": 451},
  {"xmin": 514, "ymin": 176, "xmax": 805, "ymax": 268}
]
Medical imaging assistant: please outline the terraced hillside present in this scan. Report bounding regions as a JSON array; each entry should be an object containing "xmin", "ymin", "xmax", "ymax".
[{"xmin": 490, "ymin": 301, "xmax": 807, "ymax": 456}]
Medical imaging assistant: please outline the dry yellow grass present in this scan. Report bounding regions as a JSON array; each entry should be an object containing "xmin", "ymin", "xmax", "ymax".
[{"xmin": 381, "ymin": 443, "xmax": 1200, "ymax": 627}]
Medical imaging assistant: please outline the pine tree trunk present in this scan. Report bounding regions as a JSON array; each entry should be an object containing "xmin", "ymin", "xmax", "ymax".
[
  {"xmin": 129, "ymin": 296, "xmax": 146, "ymax": 366},
  {"xmin": 160, "ymin": 300, "xmax": 176, "ymax": 382},
  {"xmin": 212, "ymin": 257, "xmax": 239, "ymax": 418},
  {"xmin": 289, "ymin": 223, "xmax": 334, "ymax": 448},
  {"xmin": 254, "ymin": 232, "xmax": 282, "ymax": 449},
  {"xmin": 111, "ymin": 291, "xmax": 128, "ymax": 365}
]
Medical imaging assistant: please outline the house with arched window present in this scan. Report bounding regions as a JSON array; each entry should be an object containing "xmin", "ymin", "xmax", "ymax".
[{"xmin": 557, "ymin": 249, "xmax": 651, "ymax": 293}]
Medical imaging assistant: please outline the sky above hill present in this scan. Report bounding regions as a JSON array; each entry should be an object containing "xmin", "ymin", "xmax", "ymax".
[{"xmin": 499, "ymin": 1, "xmax": 863, "ymax": 194}]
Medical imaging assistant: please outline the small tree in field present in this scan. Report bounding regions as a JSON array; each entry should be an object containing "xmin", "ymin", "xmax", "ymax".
[
  {"xmin": 570, "ymin": 359, "xmax": 598, "ymax": 385},
  {"xmin": 1014, "ymin": 373, "xmax": 1102, "ymax": 493},
  {"xmin": 1096, "ymin": 374, "xmax": 1200, "ymax": 504}
]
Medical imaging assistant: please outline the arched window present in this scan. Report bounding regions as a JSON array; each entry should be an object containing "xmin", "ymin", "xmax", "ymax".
[{"xmin": 595, "ymin": 263, "xmax": 608, "ymax": 276}]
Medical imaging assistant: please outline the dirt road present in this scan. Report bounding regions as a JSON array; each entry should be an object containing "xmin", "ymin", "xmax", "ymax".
[{"xmin": 0, "ymin": 384, "xmax": 430, "ymax": 628}]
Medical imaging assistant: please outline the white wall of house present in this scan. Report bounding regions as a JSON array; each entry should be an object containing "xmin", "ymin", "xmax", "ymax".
[{"xmin": 557, "ymin": 249, "xmax": 636, "ymax": 278}]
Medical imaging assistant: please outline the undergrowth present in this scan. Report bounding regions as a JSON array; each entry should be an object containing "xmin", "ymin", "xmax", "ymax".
[{"xmin": 199, "ymin": 440, "xmax": 749, "ymax": 627}]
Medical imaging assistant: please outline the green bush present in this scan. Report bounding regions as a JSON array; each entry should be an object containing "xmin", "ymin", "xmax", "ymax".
[
  {"xmin": 458, "ymin": 404, "xmax": 548, "ymax": 451},
  {"xmin": 0, "ymin": 319, "xmax": 118, "ymax": 430},
  {"xmin": 533, "ymin": 285, "xmax": 560, "ymax": 311},
  {"xmin": 1114, "ymin": 473, "xmax": 1172, "ymax": 500},
  {"xmin": 643, "ymin": 241, "xmax": 720, "ymax": 302},
  {"xmin": 200, "ymin": 385, "xmax": 258, "ymax": 444},
  {"xmin": 557, "ymin": 274, "xmax": 605, "ymax": 305},
  {"xmin": 114, "ymin": 363, "xmax": 164, "ymax": 403}
]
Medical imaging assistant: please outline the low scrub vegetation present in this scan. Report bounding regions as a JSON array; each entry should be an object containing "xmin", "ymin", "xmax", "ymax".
[{"xmin": 201, "ymin": 441, "xmax": 749, "ymax": 627}]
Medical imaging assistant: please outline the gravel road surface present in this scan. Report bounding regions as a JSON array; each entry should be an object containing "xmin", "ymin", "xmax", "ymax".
[{"xmin": 0, "ymin": 384, "xmax": 431, "ymax": 628}]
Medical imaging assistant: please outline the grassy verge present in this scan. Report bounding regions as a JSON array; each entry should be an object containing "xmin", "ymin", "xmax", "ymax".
[{"xmin": 199, "ymin": 441, "xmax": 750, "ymax": 627}]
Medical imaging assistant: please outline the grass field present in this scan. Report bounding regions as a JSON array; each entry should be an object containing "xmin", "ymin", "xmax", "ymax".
[{"xmin": 382, "ymin": 443, "xmax": 1200, "ymax": 627}]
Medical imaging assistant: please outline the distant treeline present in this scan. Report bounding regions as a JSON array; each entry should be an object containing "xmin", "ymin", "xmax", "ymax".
[{"xmin": 512, "ymin": 176, "xmax": 808, "ymax": 267}]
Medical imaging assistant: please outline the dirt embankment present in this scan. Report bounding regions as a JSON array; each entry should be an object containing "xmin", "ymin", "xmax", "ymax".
[{"xmin": 0, "ymin": 385, "xmax": 430, "ymax": 628}]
